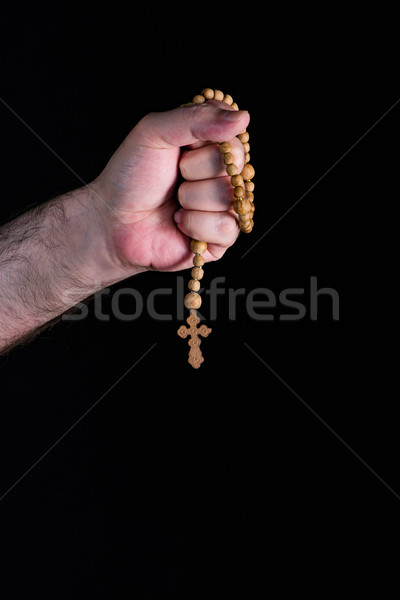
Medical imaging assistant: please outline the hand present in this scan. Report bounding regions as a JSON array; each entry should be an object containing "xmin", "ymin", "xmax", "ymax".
[{"xmin": 92, "ymin": 100, "xmax": 250, "ymax": 274}]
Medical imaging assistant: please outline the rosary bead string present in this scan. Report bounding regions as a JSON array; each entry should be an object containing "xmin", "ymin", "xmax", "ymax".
[
  {"xmin": 178, "ymin": 89, "xmax": 254, "ymax": 368},
  {"xmin": 182, "ymin": 88, "xmax": 255, "ymax": 312}
]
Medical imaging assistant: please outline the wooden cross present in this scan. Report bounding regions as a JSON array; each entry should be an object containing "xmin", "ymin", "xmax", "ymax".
[{"xmin": 177, "ymin": 309, "xmax": 212, "ymax": 369}]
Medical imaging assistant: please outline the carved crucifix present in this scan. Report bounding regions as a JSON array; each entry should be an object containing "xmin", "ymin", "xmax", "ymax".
[{"xmin": 177, "ymin": 309, "xmax": 212, "ymax": 369}]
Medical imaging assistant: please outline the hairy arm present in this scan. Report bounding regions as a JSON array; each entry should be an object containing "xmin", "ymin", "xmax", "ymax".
[{"xmin": 0, "ymin": 187, "xmax": 141, "ymax": 353}]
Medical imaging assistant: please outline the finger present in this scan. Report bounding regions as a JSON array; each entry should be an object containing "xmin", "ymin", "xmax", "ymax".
[
  {"xmin": 179, "ymin": 136, "xmax": 245, "ymax": 181},
  {"xmin": 132, "ymin": 102, "xmax": 249, "ymax": 149},
  {"xmin": 173, "ymin": 208, "xmax": 239, "ymax": 247},
  {"xmin": 178, "ymin": 176, "xmax": 234, "ymax": 212},
  {"xmin": 185, "ymin": 100, "xmax": 244, "ymax": 149}
]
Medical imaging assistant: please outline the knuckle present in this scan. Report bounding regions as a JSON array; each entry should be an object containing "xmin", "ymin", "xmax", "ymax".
[
  {"xmin": 220, "ymin": 175, "xmax": 235, "ymax": 201},
  {"xmin": 183, "ymin": 210, "xmax": 195, "ymax": 233},
  {"xmin": 134, "ymin": 112, "xmax": 155, "ymax": 136}
]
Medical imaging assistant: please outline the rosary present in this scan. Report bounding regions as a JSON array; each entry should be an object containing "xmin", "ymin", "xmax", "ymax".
[{"xmin": 177, "ymin": 88, "xmax": 255, "ymax": 368}]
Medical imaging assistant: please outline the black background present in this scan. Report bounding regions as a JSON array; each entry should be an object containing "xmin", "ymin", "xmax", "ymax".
[{"xmin": 0, "ymin": 4, "xmax": 399, "ymax": 598}]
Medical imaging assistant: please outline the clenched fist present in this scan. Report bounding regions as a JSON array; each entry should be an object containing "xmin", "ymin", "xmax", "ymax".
[{"xmin": 92, "ymin": 100, "xmax": 250, "ymax": 274}]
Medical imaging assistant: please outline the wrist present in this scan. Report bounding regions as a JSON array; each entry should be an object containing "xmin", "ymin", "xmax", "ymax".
[{"xmin": 66, "ymin": 183, "xmax": 147, "ymax": 290}]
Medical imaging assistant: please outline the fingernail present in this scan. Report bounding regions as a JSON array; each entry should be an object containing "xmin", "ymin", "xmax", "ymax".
[
  {"xmin": 174, "ymin": 210, "xmax": 181, "ymax": 224},
  {"xmin": 223, "ymin": 109, "xmax": 248, "ymax": 122}
]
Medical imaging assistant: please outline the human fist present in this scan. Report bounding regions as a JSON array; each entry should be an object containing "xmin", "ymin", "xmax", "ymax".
[{"xmin": 92, "ymin": 100, "xmax": 250, "ymax": 275}]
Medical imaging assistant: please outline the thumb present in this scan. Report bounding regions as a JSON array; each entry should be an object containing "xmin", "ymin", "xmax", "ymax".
[{"xmin": 133, "ymin": 102, "xmax": 250, "ymax": 149}]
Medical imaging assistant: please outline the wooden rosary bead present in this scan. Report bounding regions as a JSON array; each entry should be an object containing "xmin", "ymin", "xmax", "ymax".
[
  {"xmin": 188, "ymin": 279, "xmax": 201, "ymax": 292},
  {"xmin": 245, "ymin": 181, "xmax": 255, "ymax": 192},
  {"xmin": 238, "ymin": 132, "xmax": 249, "ymax": 143},
  {"xmin": 244, "ymin": 152, "xmax": 250, "ymax": 163},
  {"xmin": 240, "ymin": 213, "xmax": 253, "ymax": 223},
  {"xmin": 193, "ymin": 254, "xmax": 205, "ymax": 267},
  {"xmin": 242, "ymin": 163, "xmax": 255, "ymax": 180},
  {"xmin": 242, "ymin": 207, "xmax": 254, "ymax": 218},
  {"xmin": 245, "ymin": 191, "xmax": 254, "ymax": 202},
  {"xmin": 242, "ymin": 142, "xmax": 250, "ymax": 153},
  {"xmin": 214, "ymin": 89, "xmax": 224, "ymax": 101},
  {"xmin": 240, "ymin": 212, "xmax": 252, "ymax": 223},
  {"xmin": 223, "ymin": 153, "xmax": 235, "ymax": 165},
  {"xmin": 231, "ymin": 174, "xmax": 244, "ymax": 187},
  {"xmin": 219, "ymin": 142, "xmax": 232, "ymax": 154},
  {"xmin": 226, "ymin": 163, "xmax": 238, "ymax": 176},
  {"xmin": 233, "ymin": 198, "xmax": 252, "ymax": 215},
  {"xmin": 241, "ymin": 218, "xmax": 254, "ymax": 231},
  {"xmin": 184, "ymin": 292, "xmax": 202, "ymax": 309},
  {"xmin": 191, "ymin": 267, "xmax": 204, "ymax": 280},
  {"xmin": 190, "ymin": 239, "xmax": 207, "ymax": 254},
  {"xmin": 233, "ymin": 186, "xmax": 245, "ymax": 198},
  {"xmin": 202, "ymin": 88, "xmax": 214, "ymax": 99},
  {"xmin": 193, "ymin": 94, "xmax": 206, "ymax": 104},
  {"xmin": 231, "ymin": 102, "xmax": 239, "ymax": 110},
  {"xmin": 223, "ymin": 94, "xmax": 233, "ymax": 105}
]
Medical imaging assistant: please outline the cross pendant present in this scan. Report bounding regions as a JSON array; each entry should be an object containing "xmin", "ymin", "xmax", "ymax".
[{"xmin": 177, "ymin": 310, "xmax": 212, "ymax": 369}]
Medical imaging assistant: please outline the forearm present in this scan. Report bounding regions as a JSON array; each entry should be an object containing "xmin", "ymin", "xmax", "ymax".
[{"xmin": 0, "ymin": 185, "xmax": 139, "ymax": 353}]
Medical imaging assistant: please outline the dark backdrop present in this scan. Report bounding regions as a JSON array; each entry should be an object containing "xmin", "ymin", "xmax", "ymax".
[{"xmin": 0, "ymin": 5, "xmax": 399, "ymax": 598}]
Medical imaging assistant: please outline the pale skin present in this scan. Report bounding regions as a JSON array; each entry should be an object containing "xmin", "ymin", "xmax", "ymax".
[{"xmin": 0, "ymin": 100, "xmax": 249, "ymax": 353}]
